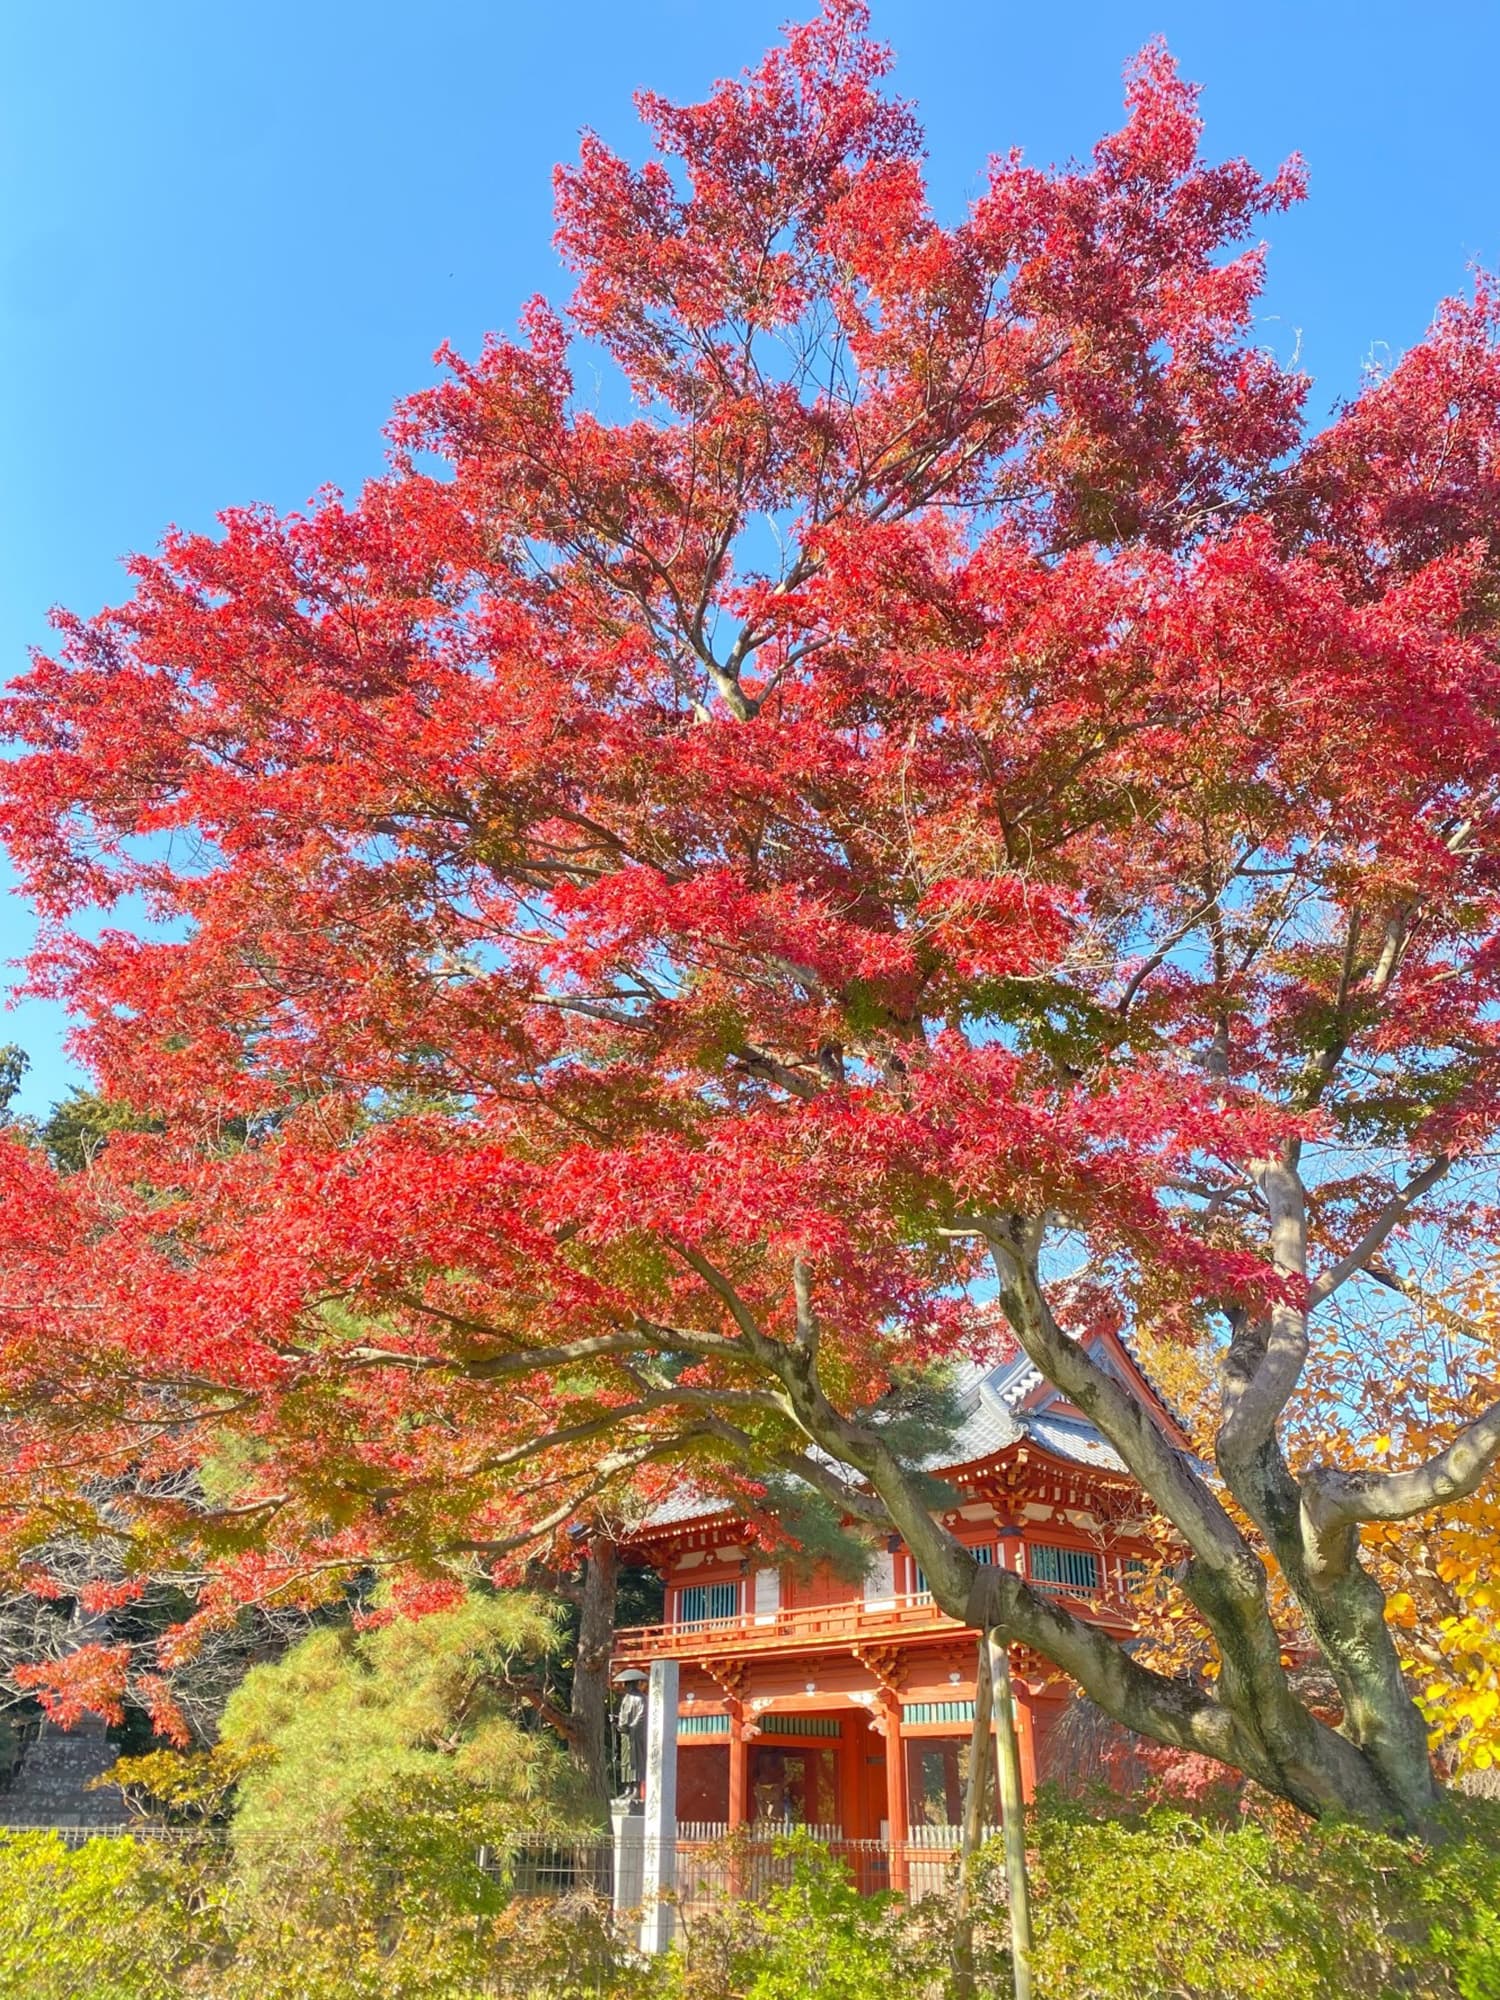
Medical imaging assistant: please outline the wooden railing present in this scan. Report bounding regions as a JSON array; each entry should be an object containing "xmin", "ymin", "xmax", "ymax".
[{"xmin": 614, "ymin": 1579, "xmax": 1130, "ymax": 1665}]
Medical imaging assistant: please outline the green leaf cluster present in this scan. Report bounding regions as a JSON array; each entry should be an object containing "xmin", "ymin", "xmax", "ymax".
[
  {"xmin": 218, "ymin": 1590, "xmax": 585, "ymax": 1849},
  {"xmin": 4, "ymin": 1793, "xmax": 1500, "ymax": 1997},
  {"xmin": 0, "ymin": 1831, "xmax": 215, "ymax": 2000},
  {"xmin": 1011, "ymin": 1795, "xmax": 1500, "ymax": 2000}
]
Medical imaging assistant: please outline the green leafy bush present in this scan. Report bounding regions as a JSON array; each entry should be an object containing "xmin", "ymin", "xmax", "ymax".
[
  {"xmin": 649, "ymin": 1806, "xmax": 1500, "ymax": 2000},
  {"xmin": 669, "ymin": 1836, "xmax": 914, "ymax": 2000},
  {"xmin": 0, "ymin": 1830, "xmax": 218, "ymax": 2000},
  {"xmin": 1012, "ymin": 1794, "xmax": 1500, "ymax": 2000},
  {"xmin": 3, "ymin": 1796, "xmax": 1499, "ymax": 1998},
  {"xmin": 209, "ymin": 1775, "xmax": 585, "ymax": 2000}
]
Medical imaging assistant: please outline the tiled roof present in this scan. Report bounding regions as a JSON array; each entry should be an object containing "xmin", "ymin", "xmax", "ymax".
[
  {"xmin": 919, "ymin": 1362, "xmax": 1025, "ymax": 1469},
  {"xmin": 632, "ymin": 1487, "xmax": 738, "ymax": 1531},
  {"xmin": 632, "ymin": 1341, "xmax": 1145, "ymax": 1534},
  {"xmin": 1022, "ymin": 1413, "xmax": 1127, "ymax": 1472},
  {"xmin": 933, "ymin": 1389, "xmax": 1025, "ymax": 1467},
  {"xmin": 985, "ymin": 1350, "xmax": 1045, "ymax": 1409}
]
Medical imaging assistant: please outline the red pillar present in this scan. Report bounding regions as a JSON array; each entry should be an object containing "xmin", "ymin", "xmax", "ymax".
[
  {"xmin": 727, "ymin": 1704, "xmax": 750, "ymax": 1829},
  {"xmin": 838, "ymin": 1713, "xmax": 863, "ymax": 1840},
  {"xmin": 1012, "ymin": 1678, "xmax": 1039, "ymax": 1802},
  {"xmin": 881, "ymin": 1690, "xmax": 910, "ymax": 1893},
  {"xmin": 726, "ymin": 1703, "xmax": 751, "ymax": 1900}
]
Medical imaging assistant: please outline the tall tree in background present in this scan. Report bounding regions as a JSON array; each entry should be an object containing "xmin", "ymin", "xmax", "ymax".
[{"xmin": 2, "ymin": 0, "xmax": 1500, "ymax": 1828}]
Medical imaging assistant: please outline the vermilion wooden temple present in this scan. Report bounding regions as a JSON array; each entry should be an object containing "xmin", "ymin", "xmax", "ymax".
[{"xmin": 613, "ymin": 1335, "xmax": 1186, "ymax": 1883}]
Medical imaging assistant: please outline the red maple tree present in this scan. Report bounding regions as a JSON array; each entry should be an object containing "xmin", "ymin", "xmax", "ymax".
[{"xmin": 3, "ymin": 1, "xmax": 1499, "ymax": 1825}]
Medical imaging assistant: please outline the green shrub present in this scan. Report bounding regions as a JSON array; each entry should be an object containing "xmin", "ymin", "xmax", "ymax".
[
  {"xmin": 209, "ymin": 1775, "xmax": 558, "ymax": 2000},
  {"xmin": 1418, "ymin": 1806, "xmax": 1500, "ymax": 2000},
  {"xmin": 1012, "ymin": 1794, "xmax": 1500, "ymax": 2000},
  {"xmin": 2, "ymin": 1796, "xmax": 1497, "ymax": 1999},
  {"xmin": 649, "ymin": 1836, "xmax": 953, "ymax": 2000},
  {"xmin": 716, "ymin": 1837, "xmax": 904, "ymax": 2000},
  {"xmin": 0, "ymin": 1830, "xmax": 219, "ymax": 2000},
  {"xmin": 652, "ymin": 1798, "xmax": 1500, "ymax": 2000},
  {"xmin": 219, "ymin": 1591, "xmax": 584, "ymax": 1850}
]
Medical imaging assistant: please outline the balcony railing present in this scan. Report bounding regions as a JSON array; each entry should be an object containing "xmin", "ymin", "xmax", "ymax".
[{"xmin": 614, "ymin": 1578, "xmax": 1130, "ymax": 1665}]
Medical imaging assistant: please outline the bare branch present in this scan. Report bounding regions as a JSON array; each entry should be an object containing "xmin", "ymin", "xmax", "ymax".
[
  {"xmin": 670, "ymin": 1243, "xmax": 782, "ymax": 1364},
  {"xmin": 1115, "ymin": 854, "xmax": 1258, "ymax": 1015},
  {"xmin": 443, "ymin": 1435, "xmax": 710, "ymax": 1558},
  {"xmin": 344, "ymin": 1332, "xmax": 652, "ymax": 1379},
  {"xmin": 1308, "ymin": 1158, "xmax": 1450, "ymax": 1306},
  {"xmin": 1359, "ymin": 1260, "xmax": 1494, "ymax": 1341},
  {"xmin": 693, "ymin": 1415, "xmax": 890, "ymax": 1527}
]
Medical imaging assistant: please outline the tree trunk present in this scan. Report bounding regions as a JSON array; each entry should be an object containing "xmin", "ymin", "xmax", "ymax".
[
  {"xmin": 766, "ymin": 1251, "xmax": 1441, "ymax": 1830},
  {"xmin": 570, "ymin": 1533, "xmax": 619, "ymax": 1816}
]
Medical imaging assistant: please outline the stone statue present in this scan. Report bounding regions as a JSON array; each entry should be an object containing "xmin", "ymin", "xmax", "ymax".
[{"xmin": 614, "ymin": 1675, "xmax": 649, "ymax": 1803}]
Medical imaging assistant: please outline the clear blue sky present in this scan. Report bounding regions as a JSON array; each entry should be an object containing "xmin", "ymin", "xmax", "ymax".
[{"xmin": 3, "ymin": 0, "xmax": 1497, "ymax": 1118}]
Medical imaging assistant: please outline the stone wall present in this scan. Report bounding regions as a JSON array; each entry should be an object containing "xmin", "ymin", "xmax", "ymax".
[{"xmin": 0, "ymin": 1716, "xmax": 128, "ymax": 1829}]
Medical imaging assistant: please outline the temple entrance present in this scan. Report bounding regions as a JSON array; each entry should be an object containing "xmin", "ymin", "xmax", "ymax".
[
  {"xmin": 677, "ymin": 1742, "xmax": 729, "ymax": 1823},
  {"xmin": 749, "ymin": 1741, "xmax": 840, "ymax": 1830},
  {"xmin": 905, "ymin": 1735, "xmax": 999, "ymax": 1834}
]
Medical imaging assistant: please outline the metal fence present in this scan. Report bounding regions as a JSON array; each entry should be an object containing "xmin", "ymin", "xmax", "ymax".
[
  {"xmin": 0, "ymin": 1820, "xmax": 225, "ymax": 1851},
  {"xmin": 498, "ymin": 1828, "xmax": 978, "ymax": 1914},
  {"xmin": 0, "ymin": 1819, "xmax": 976, "ymax": 1907}
]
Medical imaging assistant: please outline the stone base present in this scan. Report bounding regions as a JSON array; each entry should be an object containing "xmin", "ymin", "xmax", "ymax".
[{"xmin": 610, "ymin": 1806, "xmax": 645, "ymax": 1916}]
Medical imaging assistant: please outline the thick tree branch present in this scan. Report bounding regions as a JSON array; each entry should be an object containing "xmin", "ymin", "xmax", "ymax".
[
  {"xmin": 669, "ymin": 1243, "xmax": 785, "ymax": 1368},
  {"xmin": 730, "ymin": 1046, "xmax": 821, "ymax": 1100},
  {"xmin": 1304, "ymin": 1394, "xmax": 1500, "ymax": 1529},
  {"xmin": 973, "ymin": 1218, "xmax": 1371, "ymax": 1804},
  {"xmin": 1206, "ymin": 1429, "xmax": 1439, "ymax": 1822},
  {"xmin": 1217, "ymin": 1154, "xmax": 1308, "ymax": 1466},
  {"xmin": 443, "ymin": 1435, "xmax": 713, "ymax": 1557},
  {"xmin": 979, "ymin": 1221, "xmax": 1257, "ymax": 1579},
  {"xmin": 344, "ymin": 1331, "xmax": 652, "ymax": 1378},
  {"xmin": 691, "ymin": 1415, "xmax": 891, "ymax": 1528},
  {"xmin": 961, "ymin": 1561, "xmax": 1387, "ymax": 1816},
  {"xmin": 792, "ymin": 1258, "xmax": 819, "ymax": 1356}
]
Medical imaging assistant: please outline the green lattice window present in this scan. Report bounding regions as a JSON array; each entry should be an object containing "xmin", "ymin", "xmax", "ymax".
[
  {"xmin": 1029, "ymin": 1543, "xmax": 1099, "ymax": 1591},
  {"xmin": 678, "ymin": 1580, "xmax": 740, "ymax": 1626}
]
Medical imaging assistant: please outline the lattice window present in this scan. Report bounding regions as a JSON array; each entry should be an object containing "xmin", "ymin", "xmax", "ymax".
[
  {"xmin": 678, "ymin": 1580, "xmax": 740, "ymax": 1626},
  {"xmin": 1029, "ymin": 1543, "xmax": 1100, "ymax": 1592},
  {"xmin": 902, "ymin": 1700, "xmax": 977, "ymax": 1725}
]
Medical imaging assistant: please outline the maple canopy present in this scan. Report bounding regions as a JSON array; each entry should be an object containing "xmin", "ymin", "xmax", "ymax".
[{"xmin": 3, "ymin": 0, "xmax": 1500, "ymax": 1825}]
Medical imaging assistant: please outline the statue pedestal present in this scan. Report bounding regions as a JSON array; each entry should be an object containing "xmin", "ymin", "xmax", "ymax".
[{"xmin": 611, "ymin": 1805, "xmax": 646, "ymax": 1918}]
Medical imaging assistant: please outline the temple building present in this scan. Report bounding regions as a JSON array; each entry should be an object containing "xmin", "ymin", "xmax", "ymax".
[{"xmin": 611, "ymin": 1333, "xmax": 1187, "ymax": 1887}]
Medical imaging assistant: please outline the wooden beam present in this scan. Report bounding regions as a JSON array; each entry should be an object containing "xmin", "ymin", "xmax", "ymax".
[
  {"xmin": 952, "ymin": 1633, "xmax": 996, "ymax": 2000},
  {"xmin": 985, "ymin": 1632, "xmax": 1035, "ymax": 2000}
]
